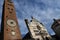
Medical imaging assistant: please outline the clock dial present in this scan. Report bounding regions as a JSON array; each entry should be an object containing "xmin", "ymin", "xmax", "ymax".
[
  {"xmin": 11, "ymin": 31, "xmax": 16, "ymax": 36},
  {"xmin": 7, "ymin": 19, "xmax": 16, "ymax": 27}
]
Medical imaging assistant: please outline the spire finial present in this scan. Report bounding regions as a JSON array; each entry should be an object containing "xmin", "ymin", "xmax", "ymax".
[
  {"xmin": 31, "ymin": 16, "xmax": 33, "ymax": 19},
  {"xmin": 53, "ymin": 19, "xmax": 56, "ymax": 21}
]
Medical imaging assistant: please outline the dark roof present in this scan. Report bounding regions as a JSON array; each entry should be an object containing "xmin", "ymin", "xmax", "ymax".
[
  {"xmin": 51, "ymin": 35, "xmax": 60, "ymax": 40},
  {"xmin": 22, "ymin": 32, "xmax": 32, "ymax": 40},
  {"xmin": 51, "ymin": 19, "xmax": 60, "ymax": 29}
]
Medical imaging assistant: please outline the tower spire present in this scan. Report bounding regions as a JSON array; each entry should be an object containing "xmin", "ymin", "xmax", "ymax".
[{"xmin": 1, "ymin": 0, "xmax": 22, "ymax": 40}]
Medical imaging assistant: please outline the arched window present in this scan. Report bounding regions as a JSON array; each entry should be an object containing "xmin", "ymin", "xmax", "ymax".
[
  {"xmin": 46, "ymin": 37, "xmax": 49, "ymax": 40},
  {"xmin": 37, "ymin": 38, "xmax": 39, "ymax": 40},
  {"xmin": 7, "ymin": 0, "xmax": 13, "ymax": 3}
]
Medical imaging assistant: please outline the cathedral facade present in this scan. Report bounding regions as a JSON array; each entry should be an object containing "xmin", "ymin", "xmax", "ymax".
[{"xmin": 24, "ymin": 17, "xmax": 52, "ymax": 40}]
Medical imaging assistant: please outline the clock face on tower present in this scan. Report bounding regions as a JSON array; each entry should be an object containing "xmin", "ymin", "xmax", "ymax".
[
  {"xmin": 7, "ymin": 19, "xmax": 16, "ymax": 27},
  {"xmin": 11, "ymin": 31, "xmax": 16, "ymax": 36}
]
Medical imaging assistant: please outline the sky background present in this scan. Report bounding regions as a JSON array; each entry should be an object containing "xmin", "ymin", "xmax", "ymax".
[{"xmin": 0, "ymin": 0, "xmax": 60, "ymax": 37}]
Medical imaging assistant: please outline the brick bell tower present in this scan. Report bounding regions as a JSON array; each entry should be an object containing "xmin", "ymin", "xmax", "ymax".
[{"xmin": 1, "ymin": 0, "xmax": 22, "ymax": 40}]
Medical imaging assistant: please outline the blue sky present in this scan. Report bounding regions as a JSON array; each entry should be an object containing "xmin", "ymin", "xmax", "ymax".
[{"xmin": 0, "ymin": 0, "xmax": 60, "ymax": 37}]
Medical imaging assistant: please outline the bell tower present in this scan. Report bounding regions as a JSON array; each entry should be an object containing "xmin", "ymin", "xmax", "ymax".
[
  {"xmin": 1, "ymin": 0, "xmax": 22, "ymax": 40},
  {"xmin": 51, "ymin": 19, "xmax": 60, "ymax": 38}
]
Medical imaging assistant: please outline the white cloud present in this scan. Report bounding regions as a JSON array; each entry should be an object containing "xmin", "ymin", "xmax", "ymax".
[
  {"xmin": 0, "ymin": 0, "xmax": 59, "ymax": 35},
  {"xmin": 0, "ymin": 19, "xmax": 1, "ymax": 32},
  {"xmin": 12, "ymin": 0, "xmax": 60, "ymax": 35},
  {"xmin": 17, "ymin": 18, "xmax": 28, "ymax": 34},
  {"xmin": 0, "ymin": 0, "xmax": 4, "ymax": 32}
]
